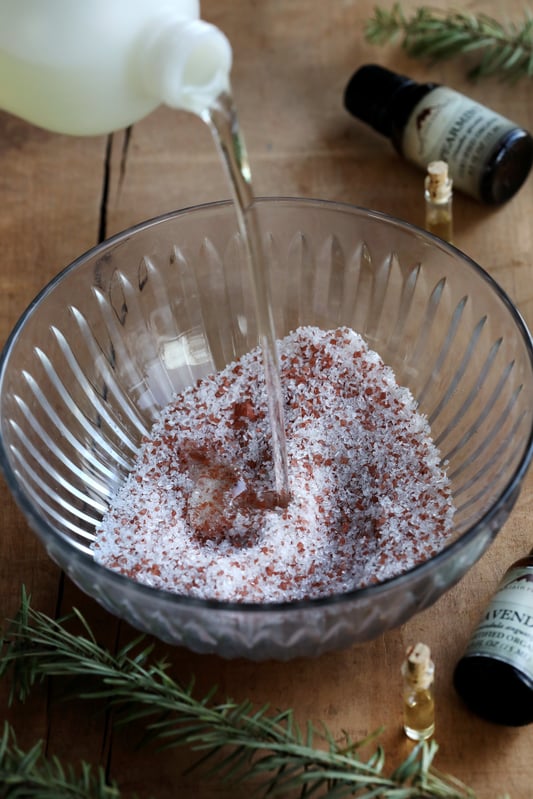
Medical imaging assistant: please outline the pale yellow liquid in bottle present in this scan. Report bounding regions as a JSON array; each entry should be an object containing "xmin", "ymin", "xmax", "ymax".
[
  {"xmin": 403, "ymin": 688, "xmax": 435, "ymax": 741},
  {"xmin": 425, "ymin": 205, "xmax": 453, "ymax": 244}
]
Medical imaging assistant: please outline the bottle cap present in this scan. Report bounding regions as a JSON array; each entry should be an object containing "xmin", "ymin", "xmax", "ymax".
[
  {"xmin": 343, "ymin": 64, "xmax": 413, "ymax": 137},
  {"xmin": 425, "ymin": 161, "xmax": 453, "ymax": 203},
  {"xmin": 401, "ymin": 642, "xmax": 435, "ymax": 690}
]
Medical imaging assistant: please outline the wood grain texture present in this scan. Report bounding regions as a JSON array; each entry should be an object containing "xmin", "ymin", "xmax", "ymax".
[{"xmin": 1, "ymin": 0, "xmax": 533, "ymax": 796}]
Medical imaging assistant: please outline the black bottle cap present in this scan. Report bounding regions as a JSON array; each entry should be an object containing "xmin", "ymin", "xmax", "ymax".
[{"xmin": 343, "ymin": 64, "xmax": 414, "ymax": 138}]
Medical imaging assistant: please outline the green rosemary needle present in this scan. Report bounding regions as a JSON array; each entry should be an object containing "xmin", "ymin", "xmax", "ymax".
[
  {"xmin": 0, "ymin": 722, "xmax": 120, "ymax": 799},
  {"xmin": 365, "ymin": 4, "xmax": 533, "ymax": 80},
  {"xmin": 0, "ymin": 590, "xmax": 509, "ymax": 798}
]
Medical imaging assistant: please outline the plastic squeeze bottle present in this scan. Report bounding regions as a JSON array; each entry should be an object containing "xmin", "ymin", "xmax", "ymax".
[{"xmin": 0, "ymin": 0, "xmax": 232, "ymax": 135}]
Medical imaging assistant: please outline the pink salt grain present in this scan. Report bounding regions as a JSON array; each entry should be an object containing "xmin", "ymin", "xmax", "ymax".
[{"xmin": 92, "ymin": 326, "xmax": 454, "ymax": 602}]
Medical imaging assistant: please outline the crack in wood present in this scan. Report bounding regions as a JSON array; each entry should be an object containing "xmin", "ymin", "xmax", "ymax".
[{"xmin": 98, "ymin": 135, "xmax": 113, "ymax": 244}]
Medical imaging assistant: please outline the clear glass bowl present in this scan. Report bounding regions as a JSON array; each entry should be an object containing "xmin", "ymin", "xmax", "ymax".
[{"xmin": 1, "ymin": 198, "xmax": 532, "ymax": 660}]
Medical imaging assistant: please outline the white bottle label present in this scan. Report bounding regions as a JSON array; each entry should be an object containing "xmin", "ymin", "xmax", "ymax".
[
  {"xmin": 402, "ymin": 86, "xmax": 516, "ymax": 198},
  {"xmin": 464, "ymin": 565, "xmax": 533, "ymax": 681}
]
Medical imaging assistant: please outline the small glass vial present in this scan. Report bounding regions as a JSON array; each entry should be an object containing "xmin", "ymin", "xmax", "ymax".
[
  {"xmin": 401, "ymin": 642, "xmax": 435, "ymax": 741},
  {"xmin": 424, "ymin": 160, "xmax": 453, "ymax": 243},
  {"xmin": 343, "ymin": 64, "xmax": 533, "ymax": 204},
  {"xmin": 454, "ymin": 549, "xmax": 533, "ymax": 726}
]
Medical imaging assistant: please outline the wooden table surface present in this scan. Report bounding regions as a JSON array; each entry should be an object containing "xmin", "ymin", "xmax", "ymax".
[{"xmin": 2, "ymin": 1, "xmax": 533, "ymax": 796}]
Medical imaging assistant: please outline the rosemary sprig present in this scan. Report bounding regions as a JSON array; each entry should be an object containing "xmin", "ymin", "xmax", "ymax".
[
  {"xmin": 0, "ymin": 721, "xmax": 120, "ymax": 799},
  {"xmin": 0, "ymin": 591, "xmax": 506, "ymax": 798},
  {"xmin": 365, "ymin": 4, "xmax": 533, "ymax": 80}
]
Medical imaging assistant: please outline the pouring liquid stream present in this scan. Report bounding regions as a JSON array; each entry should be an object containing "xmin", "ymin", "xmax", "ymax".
[
  {"xmin": 202, "ymin": 90, "xmax": 291, "ymax": 508},
  {"xmin": 0, "ymin": 2, "xmax": 290, "ymax": 508}
]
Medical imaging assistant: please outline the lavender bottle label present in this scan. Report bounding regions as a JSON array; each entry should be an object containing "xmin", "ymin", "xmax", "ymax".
[
  {"xmin": 464, "ymin": 566, "xmax": 533, "ymax": 682},
  {"xmin": 402, "ymin": 86, "xmax": 516, "ymax": 198}
]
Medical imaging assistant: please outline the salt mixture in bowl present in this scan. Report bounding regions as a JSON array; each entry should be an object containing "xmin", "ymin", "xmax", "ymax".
[
  {"xmin": 1, "ymin": 199, "xmax": 532, "ymax": 659},
  {"xmin": 93, "ymin": 326, "xmax": 454, "ymax": 602}
]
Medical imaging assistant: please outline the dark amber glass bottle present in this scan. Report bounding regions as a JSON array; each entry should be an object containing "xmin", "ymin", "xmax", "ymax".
[
  {"xmin": 343, "ymin": 64, "xmax": 533, "ymax": 205},
  {"xmin": 453, "ymin": 549, "xmax": 533, "ymax": 726}
]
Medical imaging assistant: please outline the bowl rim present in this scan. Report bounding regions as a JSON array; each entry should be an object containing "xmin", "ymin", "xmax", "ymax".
[{"xmin": 2, "ymin": 195, "xmax": 533, "ymax": 614}]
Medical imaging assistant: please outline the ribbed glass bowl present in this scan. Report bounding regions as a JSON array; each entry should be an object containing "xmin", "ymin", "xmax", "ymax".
[{"xmin": 1, "ymin": 198, "xmax": 533, "ymax": 660}]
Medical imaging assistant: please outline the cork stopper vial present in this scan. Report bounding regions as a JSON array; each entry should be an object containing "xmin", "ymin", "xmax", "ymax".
[
  {"xmin": 424, "ymin": 161, "xmax": 453, "ymax": 243},
  {"xmin": 401, "ymin": 642, "xmax": 435, "ymax": 740},
  {"xmin": 425, "ymin": 160, "xmax": 453, "ymax": 204}
]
